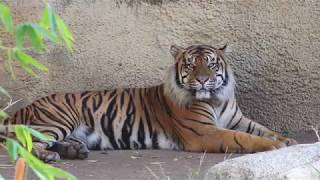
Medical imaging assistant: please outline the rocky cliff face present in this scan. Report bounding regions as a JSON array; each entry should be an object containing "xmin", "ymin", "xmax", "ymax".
[{"xmin": 1, "ymin": 0, "xmax": 319, "ymax": 132}]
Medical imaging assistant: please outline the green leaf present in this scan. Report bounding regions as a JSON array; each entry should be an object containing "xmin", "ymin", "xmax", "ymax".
[
  {"xmin": 45, "ymin": 165, "xmax": 76, "ymax": 180},
  {"xmin": 14, "ymin": 49, "xmax": 48, "ymax": 72},
  {"xmin": 26, "ymin": 24, "xmax": 44, "ymax": 52},
  {"xmin": 0, "ymin": 111, "xmax": 8, "ymax": 121},
  {"xmin": 0, "ymin": 3, "xmax": 14, "ymax": 32},
  {"xmin": 17, "ymin": 60, "xmax": 37, "ymax": 77},
  {"xmin": 27, "ymin": 127, "xmax": 55, "ymax": 142},
  {"xmin": 19, "ymin": 147, "xmax": 76, "ymax": 180},
  {"xmin": 23, "ymin": 126, "xmax": 33, "ymax": 152},
  {"xmin": 55, "ymin": 14, "xmax": 73, "ymax": 50},
  {"xmin": 18, "ymin": 148, "xmax": 52, "ymax": 180},
  {"xmin": 40, "ymin": 4, "xmax": 56, "ymax": 35},
  {"xmin": 15, "ymin": 125, "xmax": 27, "ymax": 148},
  {"xmin": 0, "ymin": 85, "xmax": 10, "ymax": 97},
  {"xmin": 14, "ymin": 125, "xmax": 34, "ymax": 152},
  {"xmin": 32, "ymin": 24, "xmax": 58, "ymax": 43},
  {"xmin": 5, "ymin": 138, "xmax": 19, "ymax": 161},
  {"xmin": 15, "ymin": 24, "xmax": 27, "ymax": 49},
  {"xmin": 15, "ymin": 24, "xmax": 44, "ymax": 52}
]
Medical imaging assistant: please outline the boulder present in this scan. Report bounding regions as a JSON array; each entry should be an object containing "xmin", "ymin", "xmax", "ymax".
[{"xmin": 205, "ymin": 142, "xmax": 320, "ymax": 180}]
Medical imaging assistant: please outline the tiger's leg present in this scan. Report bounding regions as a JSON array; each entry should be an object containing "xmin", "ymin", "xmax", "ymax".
[
  {"xmin": 32, "ymin": 142, "xmax": 61, "ymax": 162},
  {"xmin": 179, "ymin": 126, "xmax": 287, "ymax": 153},
  {"xmin": 30, "ymin": 126, "xmax": 74, "ymax": 162},
  {"xmin": 226, "ymin": 116, "xmax": 297, "ymax": 146},
  {"xmin": 48, "ymin": 137, "xmax": 89, "ymax": 159}
]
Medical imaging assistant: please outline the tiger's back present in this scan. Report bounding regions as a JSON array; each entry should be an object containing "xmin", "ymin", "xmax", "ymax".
[{"xmin": 6, "ymin": 86, "xmax": 184, "ymax": 151}]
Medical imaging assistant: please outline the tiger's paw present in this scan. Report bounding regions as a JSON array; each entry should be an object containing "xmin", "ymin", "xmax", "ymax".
[
  {"xmin": 66, "ymin": 143, "xmax": 89, "ymax": 159},
  {"xmin": 33, "ymin": 149, "xmax": 61, "ymax": 162},
  {"xmin": 53, "ymin": 142, "xmax": 90, "ymax": 160},
  {"xmin": 282, "ymin": 138, "xmax": 298, "ymax": 146}
]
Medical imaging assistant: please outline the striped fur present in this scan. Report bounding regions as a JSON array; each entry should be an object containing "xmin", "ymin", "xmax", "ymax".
[{"xmin": 1, "ymin": 44, "xmax": 296, "ymax": 161}]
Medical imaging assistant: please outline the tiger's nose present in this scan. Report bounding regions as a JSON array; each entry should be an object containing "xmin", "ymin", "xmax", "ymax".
[{"xmin": 196, "ymin": 76, "xmax": 209, "ymax": 84}]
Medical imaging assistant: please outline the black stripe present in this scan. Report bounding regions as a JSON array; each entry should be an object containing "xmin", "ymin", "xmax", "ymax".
[
  {"xmin": 230, "ymin": 117, "xmax": 243, "ymax": 130},
  {"xmin": 233, "ymin": 135, "xmax": 244, "ymax": 150},
  {"xmin": 190, "ymin": 109, "xmax": 213, "ymax": 120},
  {"xmin": 35, "ymin": 106, "xmax": 73, "ymax": 131},
  {"xmin": 173, "ymin": 117, "xmax": 202, "ymax": 136},
  {"xmin": 246, "ymin": 121, "xmax": 252, "ymax": 133},
  {"xmin": 138, "ymin": 118, "xmax": 146, "ymax": 149},
  {"xmin": 101, "ymin": 96, "xmax": 119, "ymax": 149},
  {"xmin": 183, "ymin": 118, "xmax": 213, "ymax": 125},
  {"xmin": 93, "ymin": 93, "xmax": 103, "ymax": 112},
  {"xmin": 219, "ymin": 143, "xmax": 224, "ymax": 153},
  {"xmin": 121, "ymin": 97, "xmax": 135, "ymax": 149},
  {"xmin": 152, "ymin": 131, "xmax": 159, "ymax": 149},
  {"xmin": 82, "ymin": 95, "xmax": 95, "ymax": 127},
  {"xmin": 250, "ymin": 124, "xmax": 256, "ymax": 134},
  {"xmin": 220, "ymin": 100, "xmax": 229, "ymax": 117},
  {"xmin": 80, "ymin": 91, "xmax": 90, "ymax": 98},
  {"xmin": 226, "ymin": 106, "xmax": 239, "ymax": 128}
]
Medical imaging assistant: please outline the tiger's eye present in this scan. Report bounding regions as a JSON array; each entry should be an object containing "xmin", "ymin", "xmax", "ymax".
[{"xmin": 208, "ymin": 63, "xmax": 216, "ymax": 70}]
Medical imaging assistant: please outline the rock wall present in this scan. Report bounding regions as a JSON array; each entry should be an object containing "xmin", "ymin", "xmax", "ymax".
[{"xmin": 1, "ymin": 0, "xmax": 319, "ymax": 132}]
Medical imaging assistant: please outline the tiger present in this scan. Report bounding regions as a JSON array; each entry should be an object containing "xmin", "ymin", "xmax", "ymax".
[{"xmin": 1, "ymin": 44, "xmax": 297, "ymax": 162}]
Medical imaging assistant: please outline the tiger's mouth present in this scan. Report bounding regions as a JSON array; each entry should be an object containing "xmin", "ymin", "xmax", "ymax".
[
  {"xmin": 189, "ymin": 85, "xmax": 224, "ymax": 100},
  {"xmin": 195, "ymin": 90, "xmax": 211, "ymax": 100},
  {"xmin": 190, "ymin": 89, "xmax": 212, "ymax": 100}
]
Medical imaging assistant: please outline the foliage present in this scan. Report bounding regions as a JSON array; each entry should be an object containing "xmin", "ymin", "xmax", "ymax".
[{"xmin": 0, "ymin": 1, "xmax": 75, "ymax": 179}]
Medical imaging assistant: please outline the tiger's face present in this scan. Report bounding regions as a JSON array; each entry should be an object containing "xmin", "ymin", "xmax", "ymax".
[{"xmin": 167, "ymin": 44, "xmax": 233, "ymax": 103}]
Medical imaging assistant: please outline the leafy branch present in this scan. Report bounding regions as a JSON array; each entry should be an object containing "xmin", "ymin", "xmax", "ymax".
[{"xmin": 0, "ymin": 1, "xmax": 76, "ymax": 180}]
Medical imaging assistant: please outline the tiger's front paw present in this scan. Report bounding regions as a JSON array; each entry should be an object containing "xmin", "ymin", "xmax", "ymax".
[
  {"xmin": 277, "ymin": 136, "xmax": 298, "ymax": 146},
  {"xmin": 282, "ymin": 138, "xmax": 298, "ymax": 146},
  {"xmin": 33, "ymin": 149, "xmax": 61, "ymax": 162}
]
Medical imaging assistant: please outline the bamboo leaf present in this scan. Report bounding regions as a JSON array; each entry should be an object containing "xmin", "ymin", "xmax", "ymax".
[
  {"xmin": 17, "ymin": 61, "xmax": 37, "ymax": 77},
  {"xmin": 26, "ymin": 24, "xmax": 44, "ymax": 52},
  {"xmin": 16, "ymin": 24, "xmax": 45, "ymax": 52},
  {"xmin": 15, "ymin": 24, "xmax": 27, "ymax": 49},
  {"xmin": 15, "ymin": 125, "xmax": 27, "ymax": 148},
  {"xmin": 18, "ymin": 148, "xmax": 51, "ymax": 180},
  {"xmin": 45, "ymin": 165, "xmax": 76, "ymax": 180},
  {"xmin": 27, "ymin": 127, "xmax": 55, "ymax": 142},
  {"xmin": 0, "ymin": 86, "xmax": 10, "ymax": 97},
  {"xmin": 40, "ymin": 4, "xmax": 56, "ymax": 35},
  {"xmin": 0, "ymin": 3, "xmax": 14, "ymax": 32},
  {"xmin": 54, "ymin": 14, "xmax": 73, "ymax": 50},
  {"xmin": 0, "ymin": 111, "xmax": 8, "ymax": 121},
  {"xmin": 5, "ymin": 138, "xmax": 19, "ymax": 161},
  {"xmin": 14, "ymin": 50, "xmax": 48, "ymax": 72},
  {"xmin": 32, "ymin": 24, "xmax": 58, "ymax": 43},
  {"xmin": 18, "ymin": 147, "xmax": 76, "ymax": 180},
  {"xmin": 20, "ymin": 125, "xmax": 33, "ymax": 152}
]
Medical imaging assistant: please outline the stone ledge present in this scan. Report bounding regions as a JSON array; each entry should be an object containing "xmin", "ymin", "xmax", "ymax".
[{"xmin": 205, "ymin": 142, "xmax": 320, "ymax": 180}]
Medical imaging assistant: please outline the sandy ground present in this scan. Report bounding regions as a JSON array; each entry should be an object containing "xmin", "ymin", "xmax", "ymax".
[{"xmin": 0, "ymin": 131, "xmax": 318, "ymax": 180}]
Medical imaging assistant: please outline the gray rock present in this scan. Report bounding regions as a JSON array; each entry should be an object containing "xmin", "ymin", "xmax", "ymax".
[{"xmin": 205, "ymin": 143, "xmax": 320, "ymax": 180}]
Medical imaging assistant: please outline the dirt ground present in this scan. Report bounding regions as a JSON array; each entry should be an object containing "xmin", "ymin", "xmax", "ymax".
[{"xmin": 0, "ymin": 131, "xmax": 318, "ymax": 180}]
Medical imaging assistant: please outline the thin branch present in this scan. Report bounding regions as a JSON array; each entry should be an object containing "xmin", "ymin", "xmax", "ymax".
[
  {"xmin": 145, "ymin": 166, "xmax": 159, "ymax": 179},
  {"xmin": 310, "ymin": 125, "xmax": 320, "ymax": 142},
  {"xmin": 1, "ymin": 98, "xmax": 22, "ymax": 112}
]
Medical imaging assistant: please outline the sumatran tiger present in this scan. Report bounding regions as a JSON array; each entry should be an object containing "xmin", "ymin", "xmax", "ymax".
[{"xmin": 1, "ymin": 44, "xmax": 297, "ymax": 161}]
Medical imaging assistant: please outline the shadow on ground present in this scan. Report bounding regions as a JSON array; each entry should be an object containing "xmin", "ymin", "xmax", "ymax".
[{"xmin": 0, "ymin": 131, "xmax": 318, "ymax": 180}]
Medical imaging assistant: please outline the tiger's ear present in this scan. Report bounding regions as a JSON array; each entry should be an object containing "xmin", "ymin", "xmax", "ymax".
[
  {"xmin": 218, "ymin": 44, "xmax": 231, "ymax": 54},
  {"xmin": 170, "ymin": 45, "xmax": 184, "ymax": 59}
]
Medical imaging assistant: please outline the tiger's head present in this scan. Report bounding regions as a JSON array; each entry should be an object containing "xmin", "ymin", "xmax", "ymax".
[{"xmin": 164, "ymin": 44, "xmax": 235, "ymax": 106}]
